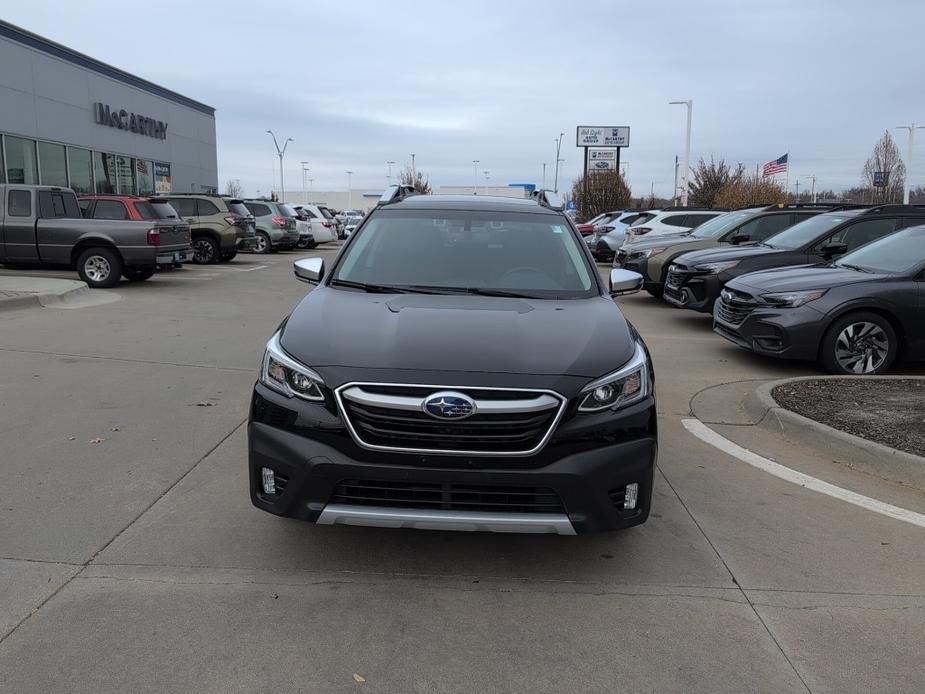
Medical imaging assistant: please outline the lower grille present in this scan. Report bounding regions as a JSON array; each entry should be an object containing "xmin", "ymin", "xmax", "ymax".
[
  {"xmin": 337, "ymin": 384, "xmax": 565, "ymax": 455},
  {"xmin": 716, "ymin": 290, "xmax": 756, "ymax": 325},
  {"xmin": 331, "ymin": 479, "xmax": 565, "ymax": 514},
  {"xmin": 608, "ymin": 487, "xmax": 626, "ymax": 510}
]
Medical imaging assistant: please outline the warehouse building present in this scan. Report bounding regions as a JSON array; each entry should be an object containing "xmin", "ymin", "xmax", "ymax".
[{"xmin": 0, "ymin": 20, "xmax": 217, "ymax": 196}]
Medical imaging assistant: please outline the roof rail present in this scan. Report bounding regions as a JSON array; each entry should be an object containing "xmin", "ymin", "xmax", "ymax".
[
  {"xmin": 862, "ymin": 204, "xmax": 925, "ymax": 215},
  {"xmin": 761, "ymin": 202, "xmax": 844, "ymax": 211},
  {"xmin": 377, "ymin": 184, "xmax": 418, "ymax": 206},
  {"xmin": 658, "ymin": 205, "xmax": 725, "ymax": 212},
  {"xmin": 529, "ymin": 189, "xmax": 566, "ymax": 211}
]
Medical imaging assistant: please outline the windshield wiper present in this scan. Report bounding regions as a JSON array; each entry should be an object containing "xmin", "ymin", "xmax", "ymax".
[
  {"xmin": 407, "ymin": 285, "xmax": 541, "ymax": 299},
  {"xmin": 330, "ymin": 279, "xmax": 421, "ymax": 294},
  {"xmin": 758, "ymin": 242, "xmax": 776, "ymax": 248},
  {"xmin": 837, "ymin": 263, "xmax": 871, "ymax": 273}
]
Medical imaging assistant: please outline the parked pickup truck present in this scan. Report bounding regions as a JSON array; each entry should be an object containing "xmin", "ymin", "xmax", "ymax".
[{"xmin": 0, "ymin": 185, "xmax": 192, "ymax": 288}]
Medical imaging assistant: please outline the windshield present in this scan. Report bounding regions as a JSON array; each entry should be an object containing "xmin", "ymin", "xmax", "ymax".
[
  {"xmin": 763, "ymin": 214, "xmax": 851, "ymax": 249},
  {"xmin": 835, "ymin": 225, "xmax": 925, "ymax": 274},
  {"xmin": 690, "ymin": 211, "xmax": 755, "ymax": 238},
  {"xmin": 146, "ymin": 200, "xmax": 178, "ymax": 219},
  {"xmin": 318, "ymin": 206, "xmax": 335, "ymax": 219},
  {"xmin": 278, "ymin": 204, "xmax": 298, "ymax": 217},
  {"xmin": 333, "ymin": 210, "xmax": 597, "ymax": 299}
]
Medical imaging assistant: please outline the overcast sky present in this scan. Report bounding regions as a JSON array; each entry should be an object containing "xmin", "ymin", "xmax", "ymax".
[{"xmin": 7, "ymin": 0, "xmax": 925, "ymax": 197}]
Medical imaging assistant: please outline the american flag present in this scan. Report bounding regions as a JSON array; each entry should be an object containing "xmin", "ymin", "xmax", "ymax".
[{"xmin": 762, "ymin": 153, "xmax": 788, "ymax": 177}]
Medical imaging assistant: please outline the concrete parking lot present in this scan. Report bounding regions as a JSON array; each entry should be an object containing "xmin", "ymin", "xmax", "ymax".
[{"xmin": 0, "ymin": 248, "xmax": 923, "ymax": 693}]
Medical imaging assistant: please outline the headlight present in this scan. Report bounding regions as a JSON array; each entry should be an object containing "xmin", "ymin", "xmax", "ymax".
[
  {"xmin": 578, "ymin": 341, "xmax": 650, "ymax": 412},
  {"xmin": 760, "ymin": 290, "xmax": 827, "ymax": 308},
  {"xmin": 629, "ymin": 247, "xmax": 666, "ymax": 260},
  {"xmin": 259, "ymin": 332, "xmax": 325, "ymax": 401},
  {"xmin": 694, "ymin": 260, "xmax": 739, "ymax": 274}
]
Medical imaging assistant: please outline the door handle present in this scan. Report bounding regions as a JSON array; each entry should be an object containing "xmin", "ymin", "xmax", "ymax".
[{"xmin": 186, "ymin": 218, "xmax": 195, "ymax": 223}]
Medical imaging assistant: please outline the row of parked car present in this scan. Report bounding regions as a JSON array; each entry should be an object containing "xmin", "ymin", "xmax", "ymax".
[
  {"xmin": 602, "ymin": 202, "xmax": 925, "ymax": 375},
  {"xmin": 0, "ymin": 184, "xmax": 350, "ymax": 289}
]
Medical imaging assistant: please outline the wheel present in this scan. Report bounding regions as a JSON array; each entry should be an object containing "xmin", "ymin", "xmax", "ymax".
[
  {"xmin": 192, "ymin": 237, "xmax": 219, "ymax": 264},
  {"xmin": 820, "ymin": 311, "xmax": 897, "ymax": 375},
  {"xmin": 220, "ymin": 249, "xmax": 238, "ymax": 262},
  {"xmin": 77, "ymin": 247, "xmax": 123, "ymax": 288},
  {"xmin": 123, "ymin": 266, "xmax": 155, "ymax": 282},
  {"xmin": 254, "ymin": 232, "xmax": 271, "ymax": 254}
]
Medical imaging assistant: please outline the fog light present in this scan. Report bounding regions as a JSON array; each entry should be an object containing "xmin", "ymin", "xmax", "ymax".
[
  {"xmin": 261, "ymin": 467, "xmax": 276, "ymax": 495},
  {"xmin": 624, "ymin": 483, "xmax": 639, "ymax": 510}
]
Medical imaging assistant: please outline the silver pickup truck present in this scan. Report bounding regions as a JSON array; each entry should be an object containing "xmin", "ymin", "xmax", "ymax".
[{"xmin": 0, "ymin": 185, "xmax": 192, "ymax": 288}]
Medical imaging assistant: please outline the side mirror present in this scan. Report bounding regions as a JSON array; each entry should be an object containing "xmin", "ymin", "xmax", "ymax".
[
  {"xmin": 820, "ymin": 242, "xmax": 848, "ymax": 258},
  {"xmin": 728, "ymin": 234, "xmax": 750, "ymax": 245},
  {"xmin": 294, "ymin": 257, "xmax": 324, "ymax": 284},
  {"xmin": 609, "ymin": 268, "xmax": 644, "ymax": 296}
]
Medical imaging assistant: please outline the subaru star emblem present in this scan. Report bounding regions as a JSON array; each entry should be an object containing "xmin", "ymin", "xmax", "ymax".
[{"xmin": 422, "ymin": 391, "xmax": 477, "ymax": 420}]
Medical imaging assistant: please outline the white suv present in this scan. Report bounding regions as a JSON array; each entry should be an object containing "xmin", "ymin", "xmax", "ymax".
[
  {"xmin": 622, "ymin": 208, "xmax": 725, "ymax": 246},
  {"xmin": 293, "ymin": 205, "xmax": 337, "ymax": 245}
]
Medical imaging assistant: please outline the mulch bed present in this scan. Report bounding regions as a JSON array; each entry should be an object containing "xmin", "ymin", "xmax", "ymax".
[{"xmin": 772, "ymin": 378, "xmax": 925, "ymax": 458}]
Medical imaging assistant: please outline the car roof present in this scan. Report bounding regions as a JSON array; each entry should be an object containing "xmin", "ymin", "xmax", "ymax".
[{"xmin": 385, "ymin": 194, "xmax": 560, "ymax": 214}]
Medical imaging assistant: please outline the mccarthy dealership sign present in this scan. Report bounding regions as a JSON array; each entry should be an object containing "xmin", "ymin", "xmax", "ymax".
[
  {"xmin": 93, "ymin": 103, "xmax": 168, "ymax": 140},
  {"xmin": 576, "ymin": 126, "xmax": 630, "ymax": 148}
]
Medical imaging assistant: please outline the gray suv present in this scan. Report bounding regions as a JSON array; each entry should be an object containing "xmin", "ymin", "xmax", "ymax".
[
  {"xmin": 243, "ymin": 200, "xmax": 300, "ymax": 253},
  {"xmin": 158, "ymin": 193, "xmax": 256, "ymax": 264}
]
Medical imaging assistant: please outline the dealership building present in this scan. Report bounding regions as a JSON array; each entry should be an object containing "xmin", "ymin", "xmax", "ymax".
[{"xmin": 0, "ymin": 20, "xmax": 217, "ymax": 196}]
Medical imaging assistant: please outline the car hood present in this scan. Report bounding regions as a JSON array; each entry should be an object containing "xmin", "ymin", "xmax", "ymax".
[
  {"xmin": 280, "ymin": 288, "xmax": 635, "ymax": 378},
  {"xmin": 674, "ymin": 243, "xmax": 783, "ymax": 267},
  {"xmin": 623, "ymin": 233, "xmax": 696, "ymax": 251},
  {"xmin": 729, "ymin": 265, "xmax": 882, "ymax": 293}
]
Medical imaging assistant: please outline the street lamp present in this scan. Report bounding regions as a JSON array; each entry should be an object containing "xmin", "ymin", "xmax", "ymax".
[
  {"xmin": 553, "ymin": 133, "xmax": 564, "ymax": 191},
  {"xmin": 802, "ymin": 174, "xmax": 817, "ymax": 203},
  {"xmin": 345, "ymin": 170, "xmax": 353, "ymax": 210},
  {"xmin": 669, "ymin": 100, "xmax": 693, "ymax": 206},
  {"xmin": 542, "ymin": 162, "xmax": 547, "ymax": 189},
  {"xmin": 308, "ymin": 179, "xmax": 314, "ymax": 203},
  {"xmin": 300, "ymin": 161, "xmax": 309, "ymax": 204},
  {"xmin": 266, "ymin": 130, "xmax": 293, "ymax": 202},
  {"xmin": 896, "ymin": 123, "xmax": 925, "ymax": 204},
  {"xmin": 411, "ymin": 153, "xmax": 416, "ymax": 182},
  {"xmin": 472, "ymin": 160, "xmax": 480, "ymax": 194},
  {"xmin": 484, "ymin": 170, "xmax": 490, "ymax": 190},
  {"xmin": 387, "ymin": 160, "xmax": 396, "ymax": 185}
]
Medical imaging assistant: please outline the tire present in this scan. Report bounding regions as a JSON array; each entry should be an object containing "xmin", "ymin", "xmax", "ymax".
[
  {"xmin": 820, "ymin": 311, "xmax": 898, "ymax": 375},
  {"xmin": 123, "ymin": 266, "xmax": 155, "ymax": 282},
  {"xmin": 254, "ymin": 232, "xmax": 271, "ymax": 254},
  {"xmin": 220, "ymin": 249, "xmax": 238, "ymax": 262},
  {"xmin": 192, "ymin": 236, "xmax": 219, "ymax": 264},
  {"xmin": 77, "ymin": 247, "xmax": 123, "ymax": 288}
]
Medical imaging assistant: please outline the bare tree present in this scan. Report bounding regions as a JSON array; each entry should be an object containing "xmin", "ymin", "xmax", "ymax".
[
  {"xmin": 398, "ymin": 166, "xmax": 432, "ymax": 194},
  {"xmin": 570, "ymin": 171, "xmax": 631, "ymax": 221},
  {"xmin": 714, "ymin": 174, "xmax": 787, "ymax": 209},
  {"xmin": 688, "ymin": 157, "xmax": 745, "ymax": 208},
  {"xmin": 862, "ymin": 130, "xmax": 905, "ymax": 204},
  {"xmin": 224, "ymin": 179, "xmax": 243, "ymax": 198}
]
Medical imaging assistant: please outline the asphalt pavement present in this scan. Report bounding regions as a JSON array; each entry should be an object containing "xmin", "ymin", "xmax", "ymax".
[{"xmin": 0, "ymin": 248, "xmax": 922, "ymax": 693}]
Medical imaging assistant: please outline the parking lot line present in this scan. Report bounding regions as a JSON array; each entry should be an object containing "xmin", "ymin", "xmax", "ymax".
[{"xmin": 682, "ymin": 418, "xmax": 925, "ymax": 530}]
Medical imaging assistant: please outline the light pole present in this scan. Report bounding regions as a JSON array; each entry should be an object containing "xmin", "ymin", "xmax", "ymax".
[
  {"xmin": 472, "ymin": 160, "xmax": 480, "ymax": 194},
  {"xmin": 484, "ymin": 170, "xmax": 490, "ymax": 189},
  {"xmin": 387, "ymin": 160, "xmax": 396, "ymax": 185},
  {"xmin": 802, "ymin": 175, "xmax": 817, "ymax": 203},
  {"xmin": 553, "ymin": 132, "xmax": 564, "ymax": 192},
  {"xmin": 308, "ymin": 179, "xmax": 314, "ymax": 203},
  {"xmin": 542, "ymin": 163, "xmax": 547, "ymax": 189},
  {"xmin": 669, "ymin": 100, "xmax": 692, "ymax": 206},
  {"xmin": 266, "ymin": 130, "xmax": 293, "ymax": 202},
  {"xmin": 345, "ymin": 170, "xmax": 353, "ymax": 210},
  {"xmin": 896, "ymin": 123, "xmax": 925, "ymax": 204},
  {"xmin": 411, "ymin": 153, "xmax": 416, "ymax": 182},
  {"xmin": 300, "ymin": 161, "xmax": 309, "ymax": 204}
]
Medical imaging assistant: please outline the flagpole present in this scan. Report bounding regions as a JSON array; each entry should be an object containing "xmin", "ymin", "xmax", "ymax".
[{"xmin": 785, "ymin": 150, "xmax": 790, "ymax": 200}]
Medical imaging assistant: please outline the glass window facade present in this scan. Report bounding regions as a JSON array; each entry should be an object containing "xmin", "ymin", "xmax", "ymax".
[
  {"xmin": 38, "ymin": 141, "xmax": 68, "ymax": 187},
  {"xmin": 0, "ymin": 134, "xmax": 173, "ymax": 196},
  {"xmin": 4, "ymin": 136, "xmax": 38, "ymax": 184},
  {"xmin": 67, "ymin": 147, "xmax": 93, "ymax": 194}
]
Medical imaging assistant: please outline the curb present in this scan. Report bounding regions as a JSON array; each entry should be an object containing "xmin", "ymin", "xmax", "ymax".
[
  {"xmin": 746, "ymin": 375, "xmax": 925, "ymax": 490},
  {"xmin": 0, "ymin": 281, "xmax": 89, "ymax": 312}
]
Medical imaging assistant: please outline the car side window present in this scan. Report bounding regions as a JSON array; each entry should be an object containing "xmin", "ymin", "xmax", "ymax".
[
  {"xmin": 8, "ymin": 190, "xmax": 32, "ymax": 217},
  {"xmin": 246, "ymin": 203, "xmax": 271, "ymax": 217},
  {"xmin": 93, "ymin": 200, "xmax": 128, "ymax": 220},
  {"xmin": 662, "ymin": 215, "xmax": 689, "ymax": 227},
  {"xmin": 825, "ymin": 218, "xmax": 898, "ymax": 252},
  {"xmin": 79, "ymin": 199, "xmax": 92, "ymax": 217},
  {"xmin": 169, "ymin": 198, "xmax": 197, "ymax": 217},
  {"xmin": 686, "ymin": 214, "xmax": 716, "ymax": 227},
  {"xmin": 736, "ymin": 214, "xmax": 794, "ymax": 241},
  {"xmin": 898, "ymin": 217, "xmax": 925, "ymax": 230},
  {"xmin": 197, "ymin": 200, "xmax": 219, "ymax": 216},
  {"xmin": 304, "ymin": 210, "xmax": 317, "ymax": 218}
]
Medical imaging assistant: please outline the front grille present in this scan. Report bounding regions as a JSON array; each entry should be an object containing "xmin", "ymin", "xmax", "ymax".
[
  {"xmin": 716, "ymin": 290, "xmax": 756, "ymax": 325},
  {"xmin": 337, "ymin": 384, "xmax": 565, "ymax": 455},
  {"xmin": 608, "ymin": 487, "xmax": 626, "ymax": 510},
  {"xmin": 331, "ymin": 479, "xmax": 565, "ymax": 514}
]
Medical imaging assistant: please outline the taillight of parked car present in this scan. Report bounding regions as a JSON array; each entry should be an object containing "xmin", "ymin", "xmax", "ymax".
[
  {"xmin": 271, "ymin": 215, "xmax": 287, "ymax": 228},
  {"xmin": 146, "ymin": 228, "xmax": 160, "ymax": 246},
  {"xmin": 224, "ymin": 215, "xmax": 242, "ymax": 225},
  {"xmin": 629, "ymin": 226, "xmax": 652, "ymax": 236},
  {"xmin": 322, "ymin": 221, "xmax": 334, "ymax": 228}
]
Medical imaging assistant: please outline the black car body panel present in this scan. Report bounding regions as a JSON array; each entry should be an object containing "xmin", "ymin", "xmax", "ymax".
[{"xmin": 248, "ymin": 192, "xmax": 657, "ymax": 534}]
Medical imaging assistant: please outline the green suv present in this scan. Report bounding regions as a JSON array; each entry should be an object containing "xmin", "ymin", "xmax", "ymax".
[
  {"xmin": 242, "ymin": 200, "xmax": 300, "ymax": 253},
  {"xmin": 614, "ymin": 204, "xmax": 834, "ymax": 296},
  {"xmin": 158, "ymin": 193, "xmax": 257, "ymax": 264}
]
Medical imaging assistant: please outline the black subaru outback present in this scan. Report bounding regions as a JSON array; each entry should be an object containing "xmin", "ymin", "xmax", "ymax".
[{"xmin": 248, "ymin": 187, "xmax": 656, "ymax": 534}]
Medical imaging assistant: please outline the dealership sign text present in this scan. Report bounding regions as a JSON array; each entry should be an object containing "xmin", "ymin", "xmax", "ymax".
[{"xmin": 93, "ymin": 103, "xmax": 168, "ymax": 140}]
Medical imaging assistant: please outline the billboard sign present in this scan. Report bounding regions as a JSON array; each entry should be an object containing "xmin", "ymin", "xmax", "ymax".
[
  {"xmin": 873, "ymin": 171, "xmax": 888, "ymax": 187},
  {"xmin": 576, "ymin": 126, "xmax": 630, "ymax": 148}
]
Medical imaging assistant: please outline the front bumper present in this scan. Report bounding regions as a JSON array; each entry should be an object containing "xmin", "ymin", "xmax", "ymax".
[
  {"xmin": 248, "ymin": 383, "xmax": 657, "ymax": 534},
  {"xmin": 713, "ymin": 303, "xmax": 825, "ymax": 361},
  {"xmin": 663, "ymin": 269, "xmax": 728, "ymax": 312}
]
